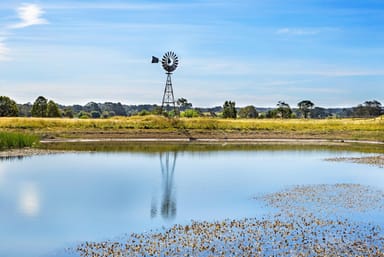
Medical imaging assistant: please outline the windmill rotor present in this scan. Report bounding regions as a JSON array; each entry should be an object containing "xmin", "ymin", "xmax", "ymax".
[{"xmin": 161, "ymin": 51, "xmax": 179, "ymax": 73}]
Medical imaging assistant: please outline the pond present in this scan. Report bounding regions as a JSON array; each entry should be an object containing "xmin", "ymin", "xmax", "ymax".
[{"xmin": 0, "ymin": 143, "xmax": 383, "ymax": 257}]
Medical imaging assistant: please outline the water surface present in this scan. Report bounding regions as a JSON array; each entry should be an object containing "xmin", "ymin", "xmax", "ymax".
[{"xmin": 0, "ymin": 143, "xmax": 383, "ymax": 257}]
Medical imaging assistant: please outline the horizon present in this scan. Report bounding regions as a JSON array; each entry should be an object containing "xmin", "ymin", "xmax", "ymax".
[{"xmin": 0, "ymin": 1, "xmax": 383, "ymax": 107}]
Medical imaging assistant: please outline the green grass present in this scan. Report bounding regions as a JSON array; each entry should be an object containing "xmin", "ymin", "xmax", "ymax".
[{"xmin": 0, "ymin": 131, "xmax": 39, "ymax": 150}]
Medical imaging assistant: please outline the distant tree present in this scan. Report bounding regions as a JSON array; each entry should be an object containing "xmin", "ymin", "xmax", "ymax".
[
  {"xmin": 18, "ymin": 103, "xmax": 32, "ymax": 117},
  {"xmin": 31, "ymin": 96, "xmax": 48, "ymax": 117},
  {"xmin": 276, "ymin": 101, "xmax": 292, "ymax": 118},
  {"xmin": 352, "ymin": 100, "xmax": 382, "ymax": 118},
  {"xmin": 177, "ymin": 97, "xmax": 192, "ymax": 110},
  {"xmin": 266, "ymin": 109, "xmax": 278, "ymax": 118},
  {"xmin": 222, "ymin": 101, "xmax": 237, "ymax": 118},
  {"xmin": 90, "ymin": 111, "xmax": 101, "ymax": 118},
  {"xmin": 0, "ymin": 96, "xmax": 19, "ymax": 117},
  {"xmin": 297, "ymin": 100, "xmax": 314, "ymax": 118},
  {"xmin": 63, "ymin": 108, "xmax": 74, "ymax": 118},
  {"xmin": 152, "ymin": 106, "xmax": 162, "ymax": 115},
  {"xmin": 341, "ymin": 108, "xmax": 353, "ymax": 118},
  {"xmin": 311, "ymin": 107, "xmax": 330, "ymax": 119},
  {"xmin": 258, "ymin": 112, "xmax": 266, "ymax": 119},
  {"xmin": 72, "ymin": 105, "xmax": 83, "ymax": 114},
  {"xmin": 238, "ymin": 105, "xmax": 258, "ymax": 118},
  {"xmin": 101, "ymin": 111, "xmax": 110, "ymax": 118},
  {"xmin": 84, "ymin": 102, "xmax": 101, "ymax": 113},
  {"xmin": 77, "ymin": 111, "xmax": 91, "ymax": 119},
  {"xmin": 47, "ymin": 100, "xmax": 62, "ymax": 117},
  {"xmin": 102, "ymin": 102, "xmax": 126, "ymax": 116}
]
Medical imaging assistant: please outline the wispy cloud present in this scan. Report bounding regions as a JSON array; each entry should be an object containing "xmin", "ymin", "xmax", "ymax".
[
  {"xmin": 10, "ymin": 3, "xmax": 48, "ymax": 29},
  {"xmin": 276, "ymin": 28, "xmax": 321, "ymax": 36},
  {"xmin": 43, "ymin": 2, "xmax": 226, "ymax": 10},
  {"xmin": 276, "ymin": 27, "xmax": 340, "ymax": 36},
  {"xmin": 0, "ymin": 40, "xmax": 10, "ymax": 60},
  {"xmin": 0, "ymin": 3, "xmax": 48, "ymax": 61}
]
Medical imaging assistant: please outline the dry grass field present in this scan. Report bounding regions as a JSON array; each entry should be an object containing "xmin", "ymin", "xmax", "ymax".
[{"xmin": 0, "ymin": 116, "xmax": 383, "ymax": 141}]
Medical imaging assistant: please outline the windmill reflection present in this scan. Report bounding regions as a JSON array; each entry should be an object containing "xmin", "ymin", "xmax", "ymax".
[{"xmin": 151, "ymin": 152, "xmax": 177, "ymax": 220}]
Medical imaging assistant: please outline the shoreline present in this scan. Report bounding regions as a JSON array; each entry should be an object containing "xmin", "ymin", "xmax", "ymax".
[{"xmin": 41, "ymin": 137, "xmax": 384, "ymax": 144}]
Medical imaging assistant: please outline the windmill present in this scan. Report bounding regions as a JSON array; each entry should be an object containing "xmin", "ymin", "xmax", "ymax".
[{"xmin": 152, "ymin": 51, "xmax": 179, "ymax": 115}]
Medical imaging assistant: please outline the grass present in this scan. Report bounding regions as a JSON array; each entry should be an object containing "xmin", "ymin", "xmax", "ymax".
[
  {"xmin": 0, "ymin": 116, "xmax": 383, "ymax": 141},
  {"xmin": 0, "ymin": 131, "xmax": 39, "ymax": 150}
]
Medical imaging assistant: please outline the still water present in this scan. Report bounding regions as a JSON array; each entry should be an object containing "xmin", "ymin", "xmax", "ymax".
[{"xmin": 0, "ymin": 144, "xmax": 383, "ymax": 257}]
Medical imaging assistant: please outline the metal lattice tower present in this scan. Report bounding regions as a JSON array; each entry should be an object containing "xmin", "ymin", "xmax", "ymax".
[
  {"xmin": 161, "ymin": 72, "xmax": 176, "ymax": 113},
  {"xmin": 152, "ymin": 51, "xmax": 179, "ymax": 115}
]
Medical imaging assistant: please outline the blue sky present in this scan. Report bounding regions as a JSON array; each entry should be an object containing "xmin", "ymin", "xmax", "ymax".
[{"xmin": 0, "ymin": 0, "xmax": 383, "ymax": 107}]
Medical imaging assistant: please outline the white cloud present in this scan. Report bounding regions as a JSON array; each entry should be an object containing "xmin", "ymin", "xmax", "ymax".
[
  {"xmin": 10, "ymin": 3, "xmax": 48, "ymax": 29},
  {"xmin": 0, "ymin": 3, "xmax": 48, "ymax": 61}
]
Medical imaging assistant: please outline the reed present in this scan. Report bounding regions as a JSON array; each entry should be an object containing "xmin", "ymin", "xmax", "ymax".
[{"xmin": 0, "ymin": 131, "xmax": 39, "ymax": 150}]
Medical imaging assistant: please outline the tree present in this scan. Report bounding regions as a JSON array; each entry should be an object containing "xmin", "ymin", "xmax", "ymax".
[
  {"xmin": 102, "ymin": 102, "xmax": 127, "ymax": 116},
  {"xmin": 0, "ymin": 96, "xmax": 19, "ymax": 117},
  {"xmin": 90, "ymin": 111, "xmax": 101, "ymax": 118},
  {"xmin": 238, "ymin": 105, "xmax": 258, "ymax": 118},
  {"xmin": 311, "ymin": 107, "xmax": 330, "ymax": 119},
  {"xmin": 276, "ymin": 101, "xmax": 292, "ymax": 118},
  {"xmin": 177, "ymin": 97, "xmax": 192, "ymax": 110},
  {"xmin": 352, "ymin": 100, "xmax": 382, "ymax": 118},
  {"xmin": 63, "ymin": 108, "xmax": 74, "ymax": 118},
  {"xmin": 266, "ymin": 109, "xmax": 278, "ymax": 118},
  {"xmin": 77, "ymin": 111, "xmax": 91, "ymax": 119},
  {"xmin": 31, "ymin": 96, "xmax": 48, "ymax": 117},
  {"xmin": 297, "ymin": 100, "xmax": 314, "ymax": 118},
  {"xmin": 222, "ymin": 101, "xmax": 237, "ymax": 118},
  {"xmin": 84, "ymin": 102, "xmax": 101, "ymax": 113},
  {"xmin": 47, "ymin": 100, "xmax": 62, "ymax": 117},
  {"xmin": 18, "ymin": 103, "xmax": 32, "ymax": 117}
]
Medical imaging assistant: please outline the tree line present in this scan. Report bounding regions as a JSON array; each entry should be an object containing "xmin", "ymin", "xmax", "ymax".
[
  {"xmin": 0, "ymin": 95, "xmax": 382, "ymax": 119},
  {"xmin": 225, "ymin": 100, "xmax": 382, "ymax": 119}
]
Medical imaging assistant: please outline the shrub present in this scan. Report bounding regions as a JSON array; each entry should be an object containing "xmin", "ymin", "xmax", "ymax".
[{"xmin": 181, "ymin": 109, "xmax": 200, "ymax": 118}]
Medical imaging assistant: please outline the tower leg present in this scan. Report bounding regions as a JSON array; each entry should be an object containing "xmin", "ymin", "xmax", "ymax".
[{"xmin": 161, "ymin": 73, "xmax": 177, "ymax": 115}]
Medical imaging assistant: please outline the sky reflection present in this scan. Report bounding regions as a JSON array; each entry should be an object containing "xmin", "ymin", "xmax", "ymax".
[{"xmin": 0, "ymin": 148, "xmax": 382, "ymax": 257}]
